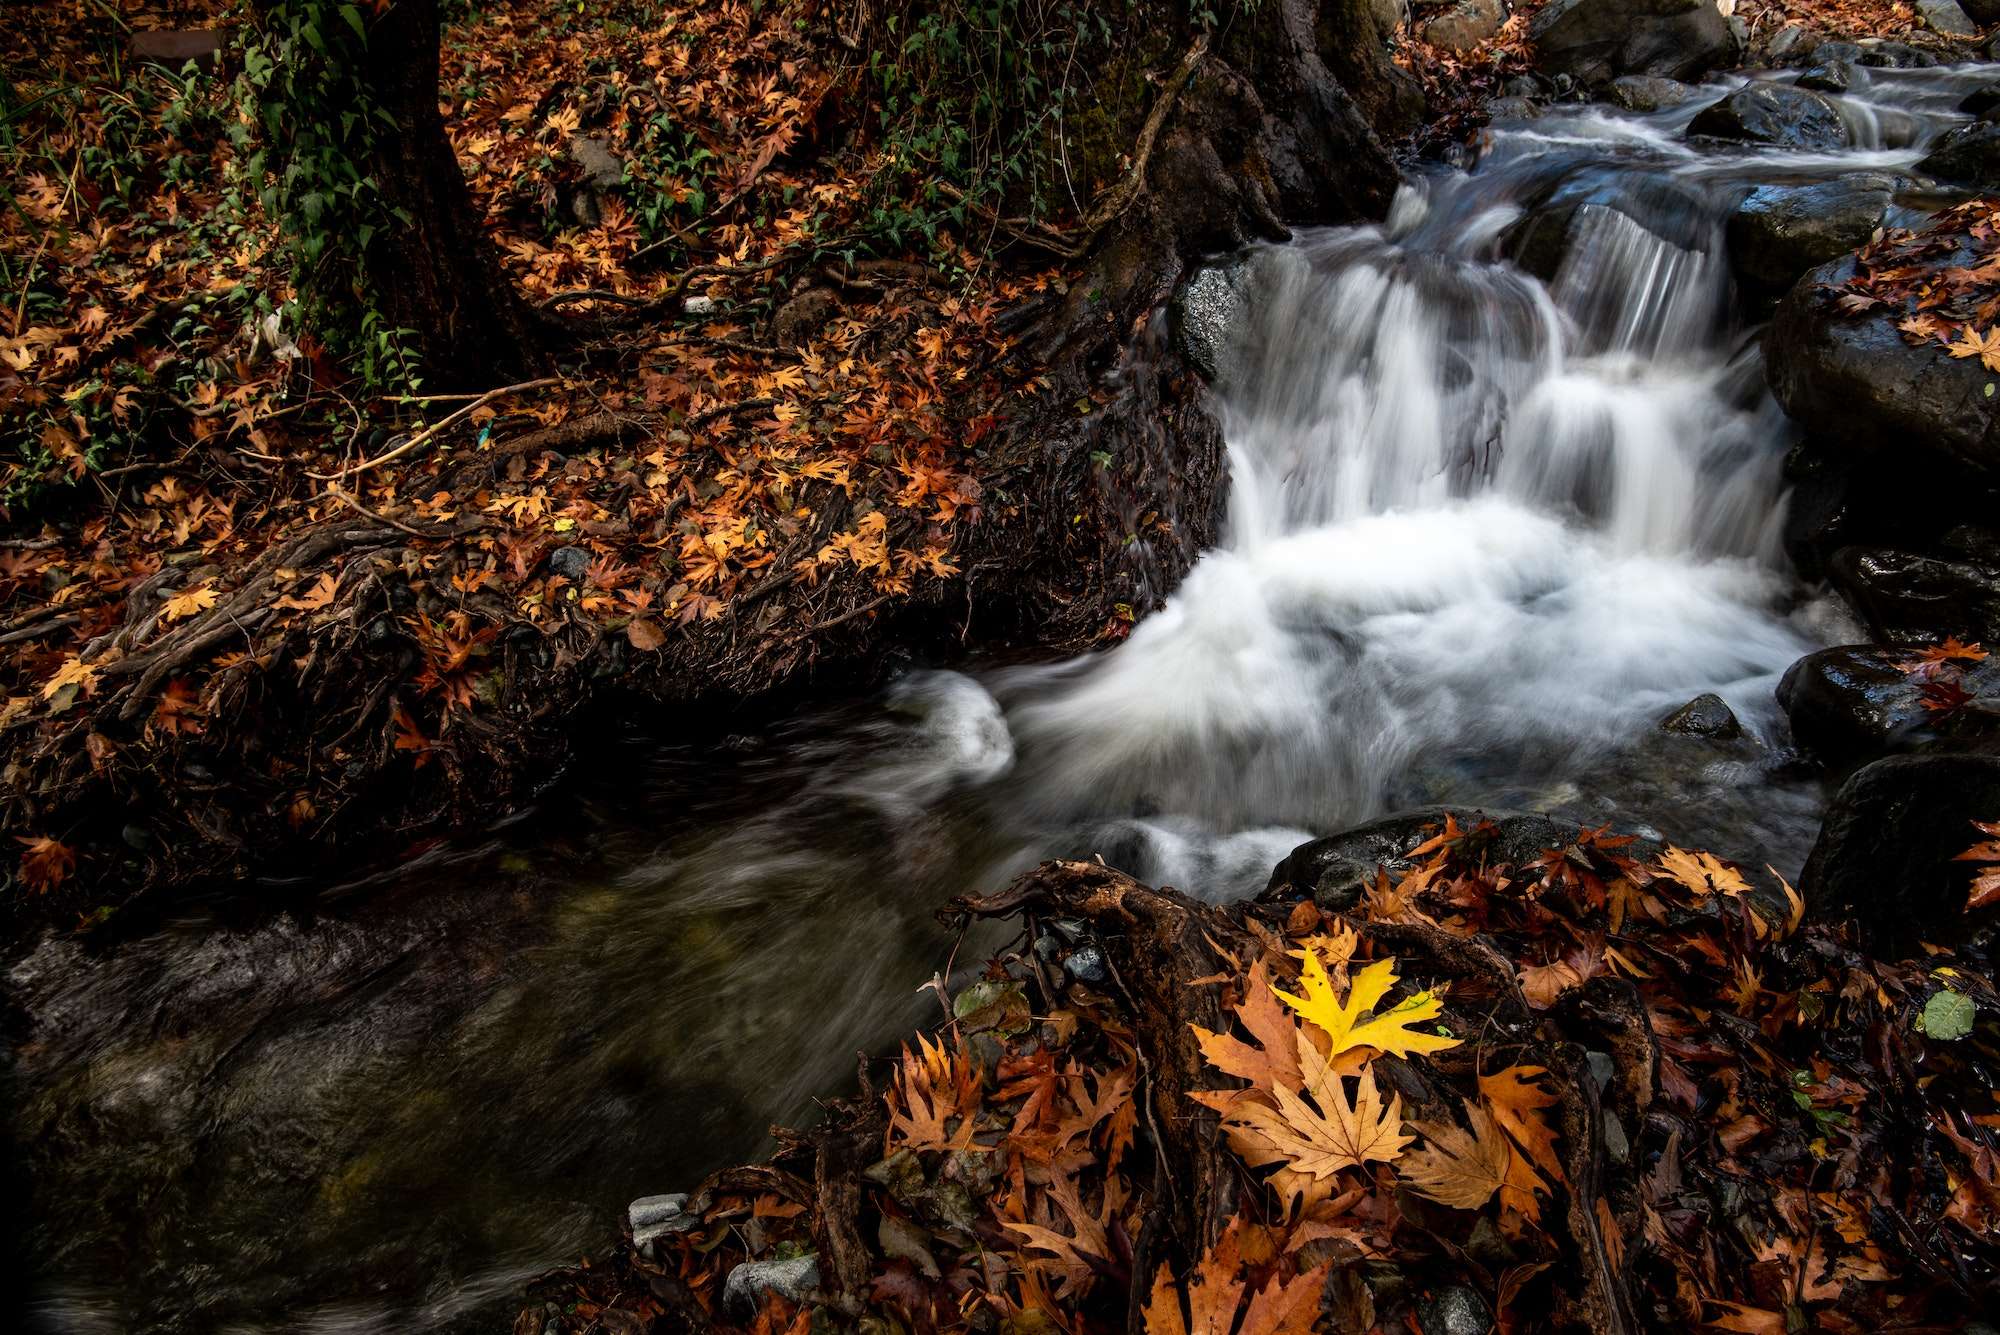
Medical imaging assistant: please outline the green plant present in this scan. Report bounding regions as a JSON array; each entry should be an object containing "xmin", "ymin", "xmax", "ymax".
[{"xmin": 235, "ymin": 0, "xmax": 422, "ymax": 391}]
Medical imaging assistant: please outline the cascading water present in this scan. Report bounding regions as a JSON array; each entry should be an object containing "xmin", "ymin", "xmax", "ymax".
[{"xmin": 15, "ymin": 60, "xmax": 2000, "ymax": 1335}]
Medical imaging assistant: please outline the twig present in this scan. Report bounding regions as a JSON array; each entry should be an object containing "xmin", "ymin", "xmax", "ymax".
[
  {"xmin": 0, "ymin": 614, "xmax": 77, "ymax": 646},
  {"xmin": 688, "ymin": 397, "xmax": 778, "ymax": 427},
  {"xmin": 1, "ymin": 537, "xmax": 61, "ymax": 550},
  {"xmin": 1081, "ymin": 34, "xmax": 1209, "ymax": 233},
  {"xmin": 807, "ymin": 593, "xmax": 890, "ymax": 632},
  {"xmin": 307, "ymin": 377, "xmax": 560, "ymax": 481},
  {"xmin": 325, "ymin": 486, "xmax": 432, "ymax": 539}
]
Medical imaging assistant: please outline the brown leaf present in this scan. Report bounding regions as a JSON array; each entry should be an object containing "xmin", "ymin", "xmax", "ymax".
[{"xmin": 1401, "ymin": 1105, "xmax": 1511, "ymax": 1211}]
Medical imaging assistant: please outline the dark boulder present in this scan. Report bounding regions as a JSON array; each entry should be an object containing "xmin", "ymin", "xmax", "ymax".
[
  {"xmin": 1265, "ymin": 808, "xmax": 1660, "ymax": 908},
  {"xmin": 1829, "ymin": 546, "xmax": 2000, "ymax": 647},
  {"xmin": 1917, "ymin": 122, "xmax": 2000, "ymax": 191},
  {"xmin": 1688, "ymin": 82, "xmax": 1849, "ymax": 151},
  {"xmin": 1726, "ymin": 176, "xmax": 1890, "ymax": 295},
  {"xmin": 1529, "ymin": 0, "xmax": 1738, "ymax": 88},
  {"xmin": 1795, "ymin": 61, "xmax": 1854, "ymax": 95},
  {"xmin": 1800, "ymin": 752, "xmax": 2000, "ymax": 952},
  {"xmin": 1659, "ymin": 693, "xmax": 1742, "ymax": 739},
  {"xmin": 1607, "ymin": 75, "xmax": 1694, "ymax": 113},
  {"xmin": 1854, "ymin": 40, "xmax": 1940, "ymax": 69},
  {"xmin": 1959, "ymin": 81, "xmax": 2000, "ymax": 118},
  {"xmin": 1765, "ymin": 253, "xmax": 2000, "ymax": 479},
  {"xmin": 547, "ymin": 545, "xmax": 591, "ymax": 582},
  {"xmin": 1505, "ymin": 172, "xmax": 1713, "ymax": 281},
  {"xmin": 1779, "ymin": 645, "xmax": 2000, "ymax": 765},
  {"xmin": 1968, "ymin": 0, "xmax": 2000, "ymax": 25}
]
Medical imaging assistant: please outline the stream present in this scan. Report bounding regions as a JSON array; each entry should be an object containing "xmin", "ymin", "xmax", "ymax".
[{"xmin": 13, "ymin": 60, "xmax": 1998, "ymax": 1334}]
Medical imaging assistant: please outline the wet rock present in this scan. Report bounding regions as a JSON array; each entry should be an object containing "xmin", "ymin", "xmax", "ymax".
[
  {"xmin": 1529, "ymin": 0, "xmax": 1738, "ymax": 88},
  {"xmin": 1801, "ymin": 752, "xmax": 2000, "ymax": 952},
  {"xmin": 1829, "ymin": 546, "xmax": 2000, "ymax": 647},
  {"xmin": 1503, "ymin": 74, "xmax": 1547, "ymax": 99},
  {"xmin": 1855, "ymin": 40, "xmax": 1939, "ymax": 69},
  {"xmin": 1419, "ymin": 1285, "xmax": 1493, "ymax": 1335},
  {"xmin": 1267, "ymin": 808, "xmax": 1662, "ymax": 906},
  {"xmin": 1796, "ymin": 61, "xmax": 1854, "ymax": 95},
  {"xmin": 130, "ymin": 29, "xmax": 223, "ymax": 68},
  {"xmin": 547, "ymin": 546, "xmax": 591, "ymax": 582},
  {"xmin": 1485, "ymin": 95, "xmax": 1541, "ymax": 120},
  {"xmin": 772, "ymin": 286, "xmax": 839, "ymax": 348},
  {"xmin": 1688, "ymin": 82, "xmax": 1849, "ymax": 151},
  {"xmin": 1765, "ymin": 23, "xmax": 1815, "ymax": 65},
  {"xmin": 628, "ymin": 1193, "xmax": 697, "ymax": 1250},
  {"xmin": 723, "ymin": 1253, "xmax": 820, "ymax": 1316},
  {"xmin": 1504, "ymin": 172, "xmax": 1712, "ymax": 281},
  {"xmin": 1917, "ymin": 0, "xmax": 1980, "ymax": 38},
  {"xmin": 1608, "ymin": 75, "xmax": 1694, "ymax": 113},
  {"xmin": 1062, "ymin": 943, "xmax": 1108, "ymax": 985},
  {"xmin": 1421, "ymin": 0, "xmax": 1509, "ymax": 54},
  {"xmin": 1765, "ymin": 253, "xmax": 2000, "ymax": 480},
  {"xmin": 1779, "ymin": 644, "xmax": 2000, "ymax": 765},
  {"xmin": 1961, "ymin": 81, "xmax": 2000, "ymax": 117},
  {"xmin": 1726, "ymin": 176, "xmax": 1890, "ymax": 295},
  {"xmin": 1918, "ymin": 122, "xmax": 2000, "ymax": 191},
  {"xmin": 1171, "ymin": 261, "xmax": 1251, "ymax": 382},
  {"xmin": 1659, "ymin": 693, "xmax": 1742, "ymax": 739}
]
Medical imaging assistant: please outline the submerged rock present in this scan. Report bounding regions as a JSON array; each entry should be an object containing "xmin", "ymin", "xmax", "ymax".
[
  {"xmin": 1688, "ymin": 82, "xmax": 1849, "ymax": 151},
  {"xmin": 1504, "ymin": 172, "xmax": 1713, "ymax": 281},
  {"xmin": 1727, "ymin": 176, "xmax": 1891, "ymax": 295},
  {"xmin": 1659, "ymin": 693, "xmax": 1742, "ymax": 739},
  {"xmin": 1801, "ymin": 752, "xmax": 2000, "ymax": 952},
  {"xmin": 1529, "ymin": 0, "xmax": 1737, "ymax": 87}
]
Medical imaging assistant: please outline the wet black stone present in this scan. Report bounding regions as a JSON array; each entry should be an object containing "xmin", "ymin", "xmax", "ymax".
[
  {"xmin": 1830, "ymin": 546, "xmax": 2000, "ymax": 647},
  {"xmin": 1727, "ymin": 175, "xmax": 1890, "ymax": 295},
  {"xmin": 1801, "ymin": 752, "xmax": 2000, "ymax": 952},
  {"xmin": 1659, "ymin": 693, "xmax": 1742, "ymax": 739},
  {"xmin": 548, "ymin": 545, "xmax": 591, "ymax": 581},
  {"xmin": 1795, "ymin": 61, "xmax": 1853, "ymax": 95},
  {"xmin": 1918, "ymin": 122, "xmax": 2000, "ymax": 191},
  {"xmin": 1688, "ymin": 82, "xmax": 1849, "ymax": 151}
]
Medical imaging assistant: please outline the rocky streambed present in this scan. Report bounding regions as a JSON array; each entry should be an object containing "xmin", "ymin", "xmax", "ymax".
[{"xmin": 14, "ymin": 12, "xmax": 2000, "ymax": 1333}]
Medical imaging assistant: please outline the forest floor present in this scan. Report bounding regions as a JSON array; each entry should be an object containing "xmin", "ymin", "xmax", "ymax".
[{"xmin": 2, "ymin": 0, "xmax": 1219, "ymax": 920}]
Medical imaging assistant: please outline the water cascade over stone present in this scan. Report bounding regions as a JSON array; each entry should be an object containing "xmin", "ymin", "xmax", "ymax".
[{"xmin": 16, "ymin": 59, "xmax": 2000, "ymax": 1335}]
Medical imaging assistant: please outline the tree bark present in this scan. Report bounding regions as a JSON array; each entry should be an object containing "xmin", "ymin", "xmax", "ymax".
[{"xmin": 254, "ymin": 0, "xmax": 547, "ymax": 388}]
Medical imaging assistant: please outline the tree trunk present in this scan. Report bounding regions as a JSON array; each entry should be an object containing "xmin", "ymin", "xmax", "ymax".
[{"xmin": 253, "ymin": 0, "xmax": 547, "ymax": 389}]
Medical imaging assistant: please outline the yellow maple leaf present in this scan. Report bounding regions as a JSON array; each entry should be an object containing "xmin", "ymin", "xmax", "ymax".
[
  {"xmin": 1401, "ymin": 1106, "xmax": 1512, "ymax": 1211},
  {"xmin": 160, "ymin": 584, "xmax": 219, "ymax": 623},
  {"xmin": 1272, "ymin": 953, "xmax": 1460, "ymax": 1068},
  {"xmin": 40, "ymin": 657, "xmax": 98, "ymax": 701},
  {"xmin": 1218, "ymin": 1031, "xmax": 1411, "ymax": 1182}
]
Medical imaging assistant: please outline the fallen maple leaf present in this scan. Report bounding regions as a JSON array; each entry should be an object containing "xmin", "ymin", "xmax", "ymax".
[
  {"xmin": 40, "ymin": 657, "xmax": 99, "ymax": 702},
  {"xmin": 1401, "ymin": 1105, "xmax": 1512, "ymax": 1211},
  {"xmin": 1955, "ymin": 819, "xmax": 2000, "ymax": 913},
  {"xmin": 1653, "ymin": 846, "xmax": 1749, "ymax": 898},
  {"xmin": 1949, "ymin": 324, "xmax": 2000, "ymax": 373},
  {"xmin": 1273, "ymin": 953, "xmax": 1460, "ymax": 1069},
  {"xmin": 1217, "ymin": 1033, "xmax": 1411, "ymax": 1184},
  {"xmin": 1191, "ymin": 959, "xmax": 1306, "ymax": 1107},
  {"xmin": 17, "ymin": 836, "xmax": 76, "ymax": 893},
  {"xmin": 160, "ymin": 583, "xmax": 220, "ymax": 623},
  {"xmin": 1478, "ymin": 1065, "xmax": 1565, "ymax": 1187}
]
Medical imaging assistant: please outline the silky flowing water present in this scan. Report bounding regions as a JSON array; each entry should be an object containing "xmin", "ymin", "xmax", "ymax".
[{"xmin": 13, "ymin": 62, "xmax": 1997, "ymax": 1333}]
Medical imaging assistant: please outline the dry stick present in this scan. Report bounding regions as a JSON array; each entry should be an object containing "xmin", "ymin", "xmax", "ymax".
[
  {"xmin": 306, "ymin": 377, "xmax": 560, "ymax": 481},
  {"xmin": 0, "ymin": 614, "xmax": 77, "ymax": 646},
  {"xmin": 1080, "ymin": 33, "xmax": 1209, "ymax": 234},
  {"xmin": 325, "ymin": 486, "xmax": 432, "ymax": 539}
]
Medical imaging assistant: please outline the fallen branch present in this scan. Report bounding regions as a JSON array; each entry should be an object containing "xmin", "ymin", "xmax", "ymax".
[{"xmin": 307, "ymin": 376, "xmax": 561, "ymax": 481}]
